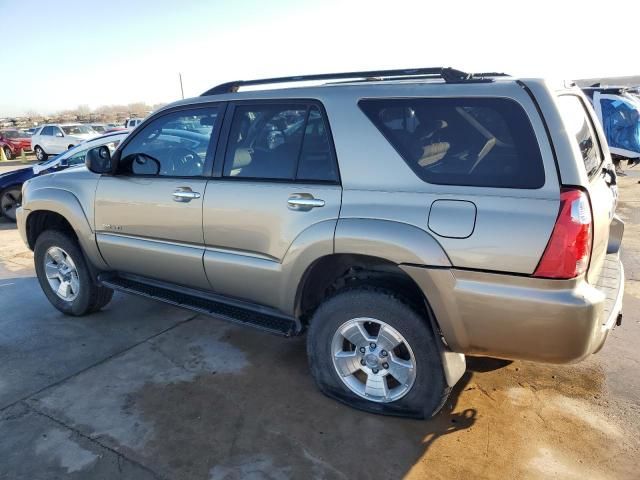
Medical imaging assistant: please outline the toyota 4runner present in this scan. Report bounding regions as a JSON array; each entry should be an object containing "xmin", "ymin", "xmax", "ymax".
[{"xmin": 16, "ymin": 68, "xmax": 625, "ymax": 418}]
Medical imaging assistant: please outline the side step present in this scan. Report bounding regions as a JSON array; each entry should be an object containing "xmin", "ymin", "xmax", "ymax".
[{"xmin": 98, "ymin": 273, "xmax": 299, "ymax": 337}]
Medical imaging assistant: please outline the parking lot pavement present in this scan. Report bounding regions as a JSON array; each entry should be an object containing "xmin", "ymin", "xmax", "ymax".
[{"xmin": 1, "ymin": 173, "xmax": 640, "ymax": 480}]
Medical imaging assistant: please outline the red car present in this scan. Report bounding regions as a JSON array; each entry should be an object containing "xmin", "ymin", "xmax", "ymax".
[{"xmin": 0, "ymin": 129, "xmax": 32, "ymax": 159}]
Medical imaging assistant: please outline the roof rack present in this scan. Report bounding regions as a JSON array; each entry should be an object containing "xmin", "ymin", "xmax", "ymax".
[
  {"xmin": 583, "ymin": 84, "xmax": 638, "ymax": 95},
  {"xmin": 201, "ymin": 67, "xmax": 509, "ymax": 96}
]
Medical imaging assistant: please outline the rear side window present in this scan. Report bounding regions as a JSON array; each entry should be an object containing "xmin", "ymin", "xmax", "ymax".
[
  {"xmin": 556, "ymin": 95, "xmax": 603, "ymax": 178},
  {"xmin": 359, "ymin": 97, "xmax": 545, "ymax": 188},
  {"xmin": 223, "ymin": 103, "xmax": 337, "ymax": 182}
]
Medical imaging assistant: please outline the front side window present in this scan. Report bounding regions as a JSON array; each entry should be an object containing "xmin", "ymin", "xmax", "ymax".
[
  {"xmin": 359, "ymin": 97, "xmax": 545, "ymax": 188},
  {"xmin": 41, "ymin": 126, "xmax": 53, "ymax": 136},
  {"xmin": 224, "ymin": 103, "xmax": 336, "ymax": 182},
  {"xmin": 52, "ymin": 127, "xmax": 63, "ymax": 137},
  {"xmin": 119, "ymin": 107, "xmax": 219, "ymax": 177},
  {"xmin": 556, "ymin": 95, "xmax": 603, "ymax": 178},
  {"xmin": 1, "ymin": 130, "xmax": 21, "ymax": 139}
]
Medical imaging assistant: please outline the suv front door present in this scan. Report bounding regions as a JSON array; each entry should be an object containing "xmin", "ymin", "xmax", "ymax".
[
  {"xmin": 51, "ymin": 126, "xmax": 67, "ymax": 153},
  {"xmin": 202, "ymin": 102, "xmax": 342, "ymax": 309},
  {"xmin": 94, "ymin": 105, "xmax": 223, "ymax": 289}
]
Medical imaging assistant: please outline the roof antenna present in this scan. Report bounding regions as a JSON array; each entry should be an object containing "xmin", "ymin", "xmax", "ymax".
[{"xmin": 179, "ymin": 73, "xmax": 185, "ymax": 99}]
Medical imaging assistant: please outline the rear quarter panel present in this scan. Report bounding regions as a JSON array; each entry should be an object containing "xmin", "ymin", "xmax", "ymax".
[{"xmin": 324, "ymin": 82, "xmax": 560, "ymax": 274}]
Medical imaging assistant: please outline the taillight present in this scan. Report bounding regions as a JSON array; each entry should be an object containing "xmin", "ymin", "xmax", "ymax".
[{"xmin": 534, "ymin": 188, "xmax": 592, "ymax": 279}]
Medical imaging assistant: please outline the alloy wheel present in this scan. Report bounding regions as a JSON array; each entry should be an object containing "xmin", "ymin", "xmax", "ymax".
[
  {"xmin": 0, "ymin": 188, "xmax": 21, "ymax": 221},
  {"xmin": 331, "ymin": 317, "xmax": 417, "ymax": 403},
  {"xmin": 44, "ymin": 246, "xmax": 80, "ymax": 301}
]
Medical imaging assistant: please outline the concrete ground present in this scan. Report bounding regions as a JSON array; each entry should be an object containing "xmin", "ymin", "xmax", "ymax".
[{"xmin": 1, "ymin": 169, "xmax": 639, "ymax": 480}]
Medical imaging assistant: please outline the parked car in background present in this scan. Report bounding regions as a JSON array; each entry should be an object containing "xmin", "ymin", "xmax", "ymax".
[
  {"xmin": 30, "ymin": 124, "xmax": 100, "ymax": 161},
  {"xmin": 90, "ymin": 124, "xmax": 108, "ymax": 134},
  {"xmin": 21, "ymin": 128, "xmax": 36, "ymax": 136},
  {"xmin": 15, "ymin": 67, "xmax": 624, "ymax": 418},
  {"xmin": 124, "ymin": 118, "xmax": 143, "ymax": 129},
  {"xmin": 0, "ymin": 129, "xmax": 32, "ymax": 159},
  {"xmin": 105, "ymin": 126, "xmax": 127, "ymax": 133},
  {"xmin": 582, "ymin": 85, "xmax": 640, "ymax": 169},
  {"xmin": 1, "ymin": 131, "xmax": 128, "ymax": 221}
]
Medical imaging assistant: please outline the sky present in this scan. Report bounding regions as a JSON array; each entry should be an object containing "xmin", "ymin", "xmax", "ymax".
[{"xmin": 0, "ymin": 0, "xmax": 638, "ymax": 117}]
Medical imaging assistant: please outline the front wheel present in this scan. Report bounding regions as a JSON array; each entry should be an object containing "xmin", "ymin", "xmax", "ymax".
[
  {"xmin": 3, "ymin": 146, "xmax": 13, "ymax": 160},
  {"xmin": 307, "ymin": 287, "xmax": 450, "ymax": 418},
  {"xmin": 0, "ymin": 186, "xmax": 21, "ymax": 222},
  {"xmin": 34, "ymin": 146, "xmax": 47, "ymax": 161},
  {"xmin": 34, "ymin": 230, "xmax": 113, "ymax": 315}
]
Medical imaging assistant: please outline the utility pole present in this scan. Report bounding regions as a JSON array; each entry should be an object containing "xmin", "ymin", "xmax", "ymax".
[{"xmin": 179, "ymin": 73, "xmax": 184, "ymax": 99}]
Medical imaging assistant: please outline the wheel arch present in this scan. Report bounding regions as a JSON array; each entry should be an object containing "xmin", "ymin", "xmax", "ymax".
[
  {"xmin": 298, "ymin": 253, "xmax": 467, "ymax": 389},
  {"xmin": 23, "ymin": 188, "xmax": 108, "ymax": 270}
]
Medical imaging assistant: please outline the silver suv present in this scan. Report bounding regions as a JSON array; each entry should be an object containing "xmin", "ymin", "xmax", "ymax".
[{"xmin": 16, "ymin": 68, "xmax": 624, "ymax": 418}]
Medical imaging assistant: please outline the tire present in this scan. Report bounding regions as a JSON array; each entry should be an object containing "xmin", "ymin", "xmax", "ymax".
[
  {"xmin": 34, "ymin": 146, "xmax": 47, "ymax": 161},
  {"xmin": 307, "ymin": 287, "xmax": 450, "ymax": 418},
  {"xmin": 34, "ymin": 230, "xmax": 113, "ymax": 316},
  {"xmin": 67, "ymin": 144, "xmax": 74, "ymax": 150},
  {"xmin": 3, "ymin": 146, "xmax": 13, "ymax": 160},
  {"xmin": 0, "ymin": 186, "xmax": 22, "ymax": 222}
]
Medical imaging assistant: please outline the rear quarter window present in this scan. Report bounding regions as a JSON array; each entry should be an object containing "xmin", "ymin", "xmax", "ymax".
[
  {"xmin": 556, "ymin": 95, "xmax": 603, "ymax": 178},
  {"xmin": 359, "ymin": 97, "xmax": 545, "ymax": 188}
]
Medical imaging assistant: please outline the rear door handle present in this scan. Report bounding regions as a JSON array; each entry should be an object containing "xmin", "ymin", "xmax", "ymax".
[
  {"xmin": 288, "ymin": 193, "xmax": 325, "ymax": 211},
  {"xmin": 173, "ymin": 187, "xmax": 201, "ymax": 202}
]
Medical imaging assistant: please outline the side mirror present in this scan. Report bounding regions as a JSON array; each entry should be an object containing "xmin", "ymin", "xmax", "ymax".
[
  {"xmin": 86, "ymin": 145, "xmax": 114, "ymax": 174},
  {"xmin": 58, "ymin": 158, "xmax": 69, "ymax": 168}
]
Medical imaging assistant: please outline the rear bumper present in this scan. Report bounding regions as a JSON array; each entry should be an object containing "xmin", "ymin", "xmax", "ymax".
[{"xmin": 403, "ymin": 254, "xmax": 624, "ymax": 363}]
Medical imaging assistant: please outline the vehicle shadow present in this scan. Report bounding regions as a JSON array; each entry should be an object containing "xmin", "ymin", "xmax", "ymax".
[
  {"xmin": 128, "ymin": 329, "xmax": 515, "ymax": 479},
  {"xmin": 415, "ymin": 356, "xmax": 510, "ymax": 456}
]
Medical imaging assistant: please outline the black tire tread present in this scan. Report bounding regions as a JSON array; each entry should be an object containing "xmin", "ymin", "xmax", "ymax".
[
  {"xmin": 307, "ymin": 285, "xmax": 450, "ymax": 419},
  {"xmin": 34, "ymin": 229, "xmax": 113, "ymax": 316}
]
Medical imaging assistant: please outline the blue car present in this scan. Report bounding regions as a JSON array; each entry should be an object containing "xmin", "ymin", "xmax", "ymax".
[{"xmin": 0, "ymin": 131, "xmax": 129, "ymax": 221}]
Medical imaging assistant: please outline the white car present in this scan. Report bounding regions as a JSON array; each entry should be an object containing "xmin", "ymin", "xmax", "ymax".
[
  {"xmin": 124, "ymin": 118, "xmax": 143, "ymax": 129},
  {"xmin": 31, "ymin": 124, "xmax": 100, "ymax": 161}
]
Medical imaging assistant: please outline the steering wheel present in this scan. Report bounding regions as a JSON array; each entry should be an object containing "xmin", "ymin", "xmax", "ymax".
[{"xmin": 168, "ymin": 147, "xmax": 203, "ymax": 176}]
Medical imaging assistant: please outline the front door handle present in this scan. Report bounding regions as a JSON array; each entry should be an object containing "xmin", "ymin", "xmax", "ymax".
[
  {"xmin": 288, "ymin": 193, "xmax": 325, "ymax": 211},
  {"xmin": 173, "ymin": 187, "xmax": 201, "ymax": 202}
]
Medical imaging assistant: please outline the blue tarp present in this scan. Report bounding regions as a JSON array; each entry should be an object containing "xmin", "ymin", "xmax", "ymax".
[{"xmin": 601, "ymin": 97, "xmax": 640, "ymax": 157}]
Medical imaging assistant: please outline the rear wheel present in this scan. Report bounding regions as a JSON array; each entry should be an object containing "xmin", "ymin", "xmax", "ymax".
[
  {"xmin": 0, "ymin": 186, "xmax": 21, "ymax": 222},
  {"xmin": 307, "ymin": 287, "xmax": 450, "ymax": 418},
  {"xmin": 67, "ymin": 144, "xmax": 74, "ymax": 150},
  {"xmin": 34, "ymin": 230, "xmax": 113, "ymax": 315},
  {"xmin": 34, "ymin": 146, "xmax": 47, "ymax": 161},
  {"xmin": 3, "ymin": 146, "xmax": 13, "ymax": 160}
]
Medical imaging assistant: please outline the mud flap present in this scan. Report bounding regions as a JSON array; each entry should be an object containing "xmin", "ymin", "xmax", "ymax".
[{"xmin": 441, "ymin": 350, "xmax": 466, "ymax": 388}]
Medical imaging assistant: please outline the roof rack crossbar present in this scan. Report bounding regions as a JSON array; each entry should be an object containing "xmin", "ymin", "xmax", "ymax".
[{"xmin": 201, "ymin": 67, "xmax": 508, "ymax": 96}]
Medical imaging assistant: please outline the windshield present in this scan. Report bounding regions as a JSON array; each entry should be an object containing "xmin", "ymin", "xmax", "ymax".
[
  {"xmin": 62, "ymin": 125, "xmax": 95, "ymax": 135},
  {"xmin": 1, "ymin": 130, "xmax": 24, "ymax": 139},
  {"xmin": 601, "ymin": 96, "xmax": 640, "ymax": 155}
]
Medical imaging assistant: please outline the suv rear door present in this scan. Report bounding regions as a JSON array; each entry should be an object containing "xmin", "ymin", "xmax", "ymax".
[
  {"xmin": 202, "ymin": 101, "xmax": 341, "ymax": 309},
  {"xmin": 556, "ymin": 94, "xmax": 616, "ymax": 282}
]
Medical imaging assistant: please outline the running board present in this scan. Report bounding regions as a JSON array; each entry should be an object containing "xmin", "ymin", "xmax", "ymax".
[{"xmin": 98, "ymin": 273, "xmax": 298, "ymax": 337}]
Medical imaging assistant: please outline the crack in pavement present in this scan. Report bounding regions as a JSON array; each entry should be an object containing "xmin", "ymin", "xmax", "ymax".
[
  {"xmin": 26, "ymin": 401, "xmax": 168, "ymax": 480},
  {"xmin": 0, "ymin": 312, "xmax": 203, "ymax": 480},
  {"xmin": 0, "ymin": 312, "xmax": 200, "ymax": 413}
]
